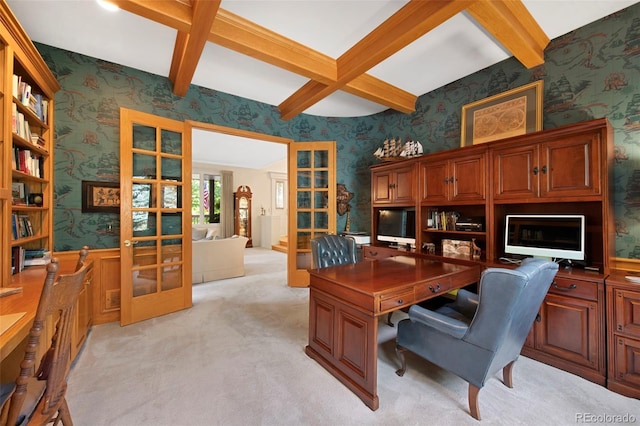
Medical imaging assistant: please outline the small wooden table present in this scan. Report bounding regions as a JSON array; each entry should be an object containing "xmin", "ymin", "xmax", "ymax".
[{"xmin": 305, "ymin": 256, "xmax": 481, "ymax": 410}]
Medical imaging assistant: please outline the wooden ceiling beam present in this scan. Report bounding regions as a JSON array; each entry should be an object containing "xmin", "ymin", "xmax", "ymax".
[
  {"xmin": 171, "ymin": 0, "xmax": 221, "ymax": 96},
  {"xmin": 279, "ymin": 0, "xmax": 471, "ymax": 120},
  {"xmin": 104, "ymin": 0, "xmax": 549, "ymax": 120},
  {"xmin": 108, "ymin": 0, "xmax": 193, "ymax": 32},
  {"xmin": 466, "ymin": 0, "xmax": 549, "ymax": 69},
  {"xmin": 211, "ymin": 9, "xmax": 417, "ymax": 115},
  {"xmin": 209, "ymin": 9, "xmax": 336, "ymax": 85}
]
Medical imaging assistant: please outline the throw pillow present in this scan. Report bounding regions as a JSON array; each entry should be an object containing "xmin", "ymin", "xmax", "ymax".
[
  {"xmin": 192, "ymin": 228, "xmax": 207, "ymax": 241},
  {"xmin": 205, "ymin": 229, "xmax": 216, "ymax": 240}
]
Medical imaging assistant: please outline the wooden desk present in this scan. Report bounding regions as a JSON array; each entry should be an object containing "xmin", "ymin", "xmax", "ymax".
[
  {"xmin": 305, "ymin": 256, "xmax": 481, "ymax": 410},
  {"xmin": 2, "ymin": 261, "xmax": 93, "ymax": 363},
  {"xmin": 1, "ymin": 266, "xmax": 48, "ymax": 362}
]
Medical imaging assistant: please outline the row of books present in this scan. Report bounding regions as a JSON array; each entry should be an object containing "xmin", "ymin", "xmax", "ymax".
[
  {"xmin": 11, "ymin": 246, "xmax": 51, "ymax": 274},
  {"xmin": 11, "ymin": 213, "xmax": 35, "ymax": 240},
  {"xmin": 12, "ymin": 74, "xmax": 49, "ymax": 123},
  {"xmin": 12, "ymin": 148, "xmax": 44, "ymax": 178},
  {"xmin": 11, "ymin": 103, "xmax": 46, "ymax": 147},
  {"xmin": 24, "ymin": 248, "xmax": 52, "ymax": 267},
  {"xmin": 426, "ymin": 209, "xmax": 460, "ymax": 231}
]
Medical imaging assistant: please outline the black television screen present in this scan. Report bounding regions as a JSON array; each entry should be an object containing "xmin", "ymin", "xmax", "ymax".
[
  {"xmin": 377, "ymin": 208, "xmax": 415, "ymax": 246},
  {"xmin": 505, "ymin": 214, "xmax": 585, "ymax": 261}
]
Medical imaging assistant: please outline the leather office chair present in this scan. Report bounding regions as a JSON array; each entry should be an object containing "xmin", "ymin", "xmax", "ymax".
[
  {"xmin": 395, "ymin": 258, "xmax": 559, "ymax": 420},
  {"xmin": 0, "ymin": 254, "xmax": 91, "ymax": 426},
  {"xmin": 310, "ymin": 234, "xmax": 358, "ymax": 269},
  {"xmin": 310, "ymin": 235, "xmax": 398, "ymax": 327}
]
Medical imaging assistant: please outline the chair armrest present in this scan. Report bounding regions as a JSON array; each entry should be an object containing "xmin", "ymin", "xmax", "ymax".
[
  {"xmin": 453, "ymin": 289, "xmax": 479, "ymax": 319},
  {"xmin": 408, "ymin": 304, "xmax": 469, "ymax": 339}
]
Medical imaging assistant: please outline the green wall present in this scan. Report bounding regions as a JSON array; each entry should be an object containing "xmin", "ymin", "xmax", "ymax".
[{"xmin": 40, "ymin": 3, "xmax": 640, "ymax": 258}]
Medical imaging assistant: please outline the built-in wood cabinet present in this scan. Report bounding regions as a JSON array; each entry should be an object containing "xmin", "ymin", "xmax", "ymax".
[
  {"xmin": 522, "ymin": 274, "xmax": 606, "ymax": 385},
  {"xmin": 1, "ymin": 2, "xmax": 60, "ymax": 287},
  {"xmin": 606, "ymin": 272, "xmax": 640, "ymax": 398},
  {"xmin": 71, "ymin": 262, "xmax": 93, "ymax": 360},
  {"xmin": 420, "ymin": 150, "xmax": 486, "ymax": 203},
  {"xmin": 371, "ymin": 164, "xmax": 416, "ymax": 204},
  {"xmin": 369, "ymin": 118, "xmax": 616, "ymax": 390},
  {"xmin": 493, "ymin": 131, "xmax": 602, "ymax": 201}
]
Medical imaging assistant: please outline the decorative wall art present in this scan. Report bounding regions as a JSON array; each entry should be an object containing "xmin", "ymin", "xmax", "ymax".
[
  {"xmin": 460, "ymin": 80, "xmax": 543, "ymax": 146},
  {"xmin": 81, "ymin": 181, "xmax": 120, "ymax": 213}
]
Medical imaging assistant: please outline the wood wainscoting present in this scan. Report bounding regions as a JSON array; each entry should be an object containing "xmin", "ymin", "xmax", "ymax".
[{"xmin": 53, "ymin": 248, "xmax": 120, "ymax": 325}]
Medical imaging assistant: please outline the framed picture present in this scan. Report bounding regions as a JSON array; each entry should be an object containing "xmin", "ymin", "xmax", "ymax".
[
  {"xmin": 82, "ymin": 181, "xmax": 120, "ymax": 213},
  {"xmin": 461, "ymin": 80, "xmax": 543, "ymax": 147},
  {"xmin": 275, "ymin": 181, "xmax": 285, "ymax": 209}
]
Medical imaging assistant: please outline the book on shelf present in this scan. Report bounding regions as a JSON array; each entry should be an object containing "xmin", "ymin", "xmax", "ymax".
[
  {"xmin": 11, "ymin": 182, "xmax": 26, "ymax": 205},
  {"xmin": 23, "ymin": 249, "xmax": 51, "ymax": 267},
  {"xmin": 11, "ymin": 214, "xmax": 34, "ymax": 239},
  {"xmin": 12, "ymin": 74, "xmax": 20, "ymax": 98},
  {"xmin": 13, "ymin": 148, "xmax": 43, "ymax": 177},
  {"xmin": 11, "ymin": 246, "xmax": 25, "ymax": 273}
]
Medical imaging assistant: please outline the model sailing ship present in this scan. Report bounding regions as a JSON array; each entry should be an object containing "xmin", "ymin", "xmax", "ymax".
[{"xmin": 373, "ymin": 138, "xmax": 423, "ymax": 160}]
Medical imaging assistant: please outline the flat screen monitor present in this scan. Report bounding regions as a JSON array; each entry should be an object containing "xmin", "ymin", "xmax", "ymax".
[
  {"xmin": 504, "ymin": 214, "xmax": 585, "ymax": 261},
  {"xmin": 376, "ymin": 208, "xmax": 415, "ymax": 247}
]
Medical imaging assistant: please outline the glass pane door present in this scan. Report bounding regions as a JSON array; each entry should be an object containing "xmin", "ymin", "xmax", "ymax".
[
  {"xmin": 288, "ymin": 142, "xmax": 336, "ymax": 287},
  {"xmin": 120, "ymin": 109, "xmax": 191, "ymax": 325}
]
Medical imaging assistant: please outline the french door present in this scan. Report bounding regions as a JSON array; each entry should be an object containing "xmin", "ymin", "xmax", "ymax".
[
  {"xmin": 119, "ymin": 108, "xmax": 192, "ymax": 325},
  {"xmin": 287, "ymin": 141, "xmax": 336, "ymax": 287}
]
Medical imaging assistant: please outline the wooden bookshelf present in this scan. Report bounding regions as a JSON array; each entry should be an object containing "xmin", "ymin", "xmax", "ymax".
[{"xmin": 1, "ymin": 2, "xmax": 59, "ymax": 285}]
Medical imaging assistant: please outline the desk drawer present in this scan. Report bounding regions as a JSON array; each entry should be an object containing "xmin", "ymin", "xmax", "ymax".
[
  {"xmin": 363, "ymin": 246, "xmax": 400, "ymax": 260},
  {"xmin": 415, "ymin": 277, "xmax": 454, "ymax": 300},
  {"xmin": 380, "ymin": 290, "xmax": 415, "ymax": 312},
  {"xmin": 549, "ymin": 276, "xmax": 598, "ymax": 301}
]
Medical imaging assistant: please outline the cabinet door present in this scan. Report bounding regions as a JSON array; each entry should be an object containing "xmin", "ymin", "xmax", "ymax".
[
  {"xmin": 492, "ymin": 144, "xmax": 539, "ymax": 200},
  {"xmin": 450, "ymin": 154, "xmax": 486, "ymax": 201},
  {"xmin": 393, "ymin": 166, "xmax": 415, "ymax": 203},
  {"xmin": 421, "ymin": 160, "xmax": 448, "ymax": 203},
  {"xmin": 613, "ymin": 289, "xmax": 640, "ymax": 338},
  {"xmin": 612, "ymin": 336, "xmax": 640, "ymax": 388},
  {"xmin": 372, "ymin": 171, "xmax": 392, "ymax": 204},
  {"xmin": 536, "ymin": 293, "xmax": 600, "ymax": 369},
  {"xmin": 540, "ymin": 134, "xmax": 601, "ymax": 198}
]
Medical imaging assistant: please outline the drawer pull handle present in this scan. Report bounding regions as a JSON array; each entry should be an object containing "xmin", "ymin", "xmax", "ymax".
[
  {"xmin": 397, "ymin": 299, "xmax": 403, "ymax": 305},
  {"xmin": 369, "ymin": 251, "xmax": 378, "ymax": 256},
  {"xmin": 552, "ymin": 282, "xmax": 577, "ymax": 291},
  {"xmin": 428, "ymin": 283, "xmax": 441, "ymax": 293}
]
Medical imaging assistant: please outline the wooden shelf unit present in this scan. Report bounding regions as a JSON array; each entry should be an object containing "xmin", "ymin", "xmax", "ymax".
[
  {"xmin": 370, "ymin": 118, "xmax": 614, "ymax": 387},
  {"xmin": 1, "ymin": 2, "xmax": 60, "ymax": 285}
]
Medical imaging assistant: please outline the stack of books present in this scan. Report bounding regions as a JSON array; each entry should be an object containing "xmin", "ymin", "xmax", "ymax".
[{"xmin": 23, "ymin": 248, "xmax": 51, "ymax": 267}]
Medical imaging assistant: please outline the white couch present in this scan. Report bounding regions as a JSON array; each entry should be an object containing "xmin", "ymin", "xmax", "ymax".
[{"xmin": 192, "ymin": 228, "xmax": 248, "ymax": 283}]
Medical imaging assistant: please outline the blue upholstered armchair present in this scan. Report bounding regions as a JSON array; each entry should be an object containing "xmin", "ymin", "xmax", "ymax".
[
  {"xmin": 310, "ymin": 235, "xmax": 358, "ymax": 269},
  {"xmin": 395, "ymin": 258, "xmax": 559, "ymax": 420}
]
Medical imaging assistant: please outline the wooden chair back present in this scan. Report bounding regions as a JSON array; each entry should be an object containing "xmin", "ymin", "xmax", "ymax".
[{"xmin": 3, "ymin": 254, "xmax": 90, "ymax": 426}]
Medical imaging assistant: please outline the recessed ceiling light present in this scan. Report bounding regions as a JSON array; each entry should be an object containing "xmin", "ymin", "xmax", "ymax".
[{"xmin": 97, "ymin": 0, "xmax": 119, "ymax": 12}]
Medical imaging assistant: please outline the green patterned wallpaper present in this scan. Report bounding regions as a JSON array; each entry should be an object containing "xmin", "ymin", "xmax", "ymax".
[{"xmin": 39, "ymin": 3, "xmax": 640, "ymax": 258}]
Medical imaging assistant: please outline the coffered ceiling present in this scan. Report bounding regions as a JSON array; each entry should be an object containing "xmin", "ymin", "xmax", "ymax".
[
  {"xmin": 9, "ymin": 0, "xmax": 637, "ymax": 119},
  {"xmin": 7, "ymin": 0, "xmax": 637, "ymax": 168}
]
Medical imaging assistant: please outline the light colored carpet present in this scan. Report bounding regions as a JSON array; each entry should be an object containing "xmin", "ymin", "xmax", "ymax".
[{"xmin": 66, "ymin": 248, "xmax": 640, "ymax": 425}]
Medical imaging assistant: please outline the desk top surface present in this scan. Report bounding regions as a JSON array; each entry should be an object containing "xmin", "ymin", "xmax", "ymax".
[
  {"xmin": 1, "ymin": 262, "xmax": 90, "ymax": 361},
  {"xmin": 308, "ymin": 256, "xmax": 479, "ymax": 294}
]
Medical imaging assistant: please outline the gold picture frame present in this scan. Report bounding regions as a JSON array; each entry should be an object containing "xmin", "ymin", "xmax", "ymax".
[{"xmin": 460, "ymin": 80, "xmax": 543, "ymax": 147}]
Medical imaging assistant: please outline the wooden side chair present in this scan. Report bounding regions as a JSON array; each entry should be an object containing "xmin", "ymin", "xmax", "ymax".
[{"xmin": 0, "ymin": 252, "xmax": 90, "ymax": 426}]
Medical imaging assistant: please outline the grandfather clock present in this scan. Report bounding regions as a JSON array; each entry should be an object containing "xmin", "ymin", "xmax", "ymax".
[{"xmin": 234, "ymin": 185, "xmax": 252, "ymax": 247}]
